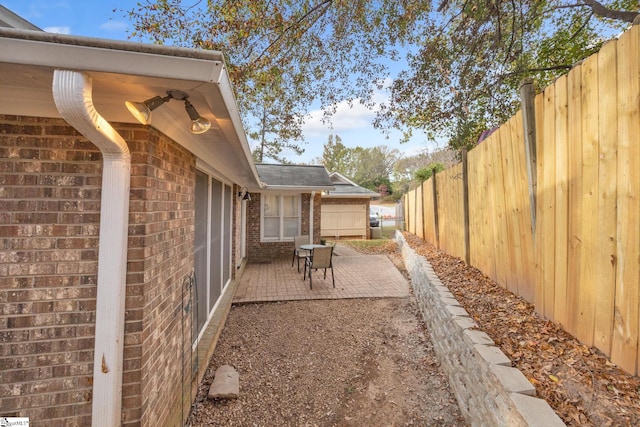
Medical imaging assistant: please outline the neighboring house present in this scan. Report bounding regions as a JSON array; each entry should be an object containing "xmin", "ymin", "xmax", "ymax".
[
  {"xmin": 0, "ymin": 25, "xmax": 263, "ymax": 426},
  {"xmin": 321, "ymin": 172, "xmax": 379, "ymax": 239},
  {"xmin": 247, "ymin": 164, "xmax": 334, "ymax": 262}
]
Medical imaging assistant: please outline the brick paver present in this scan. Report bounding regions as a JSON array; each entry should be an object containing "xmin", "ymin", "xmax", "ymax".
[{"xmin": 233, "ymin": 245, "xmax": 411, "ymax": 303}]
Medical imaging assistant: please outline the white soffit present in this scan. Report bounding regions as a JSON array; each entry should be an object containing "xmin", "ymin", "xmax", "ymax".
[{"xmin": 0, "ymin": 29, "xmax": 261, "ymax": 187}]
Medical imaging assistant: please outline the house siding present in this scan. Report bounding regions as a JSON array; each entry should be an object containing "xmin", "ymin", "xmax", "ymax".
[
  {"xmin": 247, "ymin": 192, "xmax": 321, "ymax": 262},
  {"xmin": 320, "ymin": 197, "xmax": 372, "ymax": 239},
  {"xmin": 0, "ymin": 115, "xmax": 201, "ymax": 426}
]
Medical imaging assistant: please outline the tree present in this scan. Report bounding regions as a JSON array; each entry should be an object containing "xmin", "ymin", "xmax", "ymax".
[
  {"xmin": 349, "ymin": 146, "xmax": 399, "ymax": 184},
  {"xmin": 317, "ymin": 138, "xmax": 399, "ymax": 192},
  {"xmin": 414, "ymin": 163, "xmax": 445, "ymax": 182},
  {"xmin": 250, "ymin": 81, "xmax": 305, "ymax": 163},
  {"xmin": 126, "ymin": 1, "xmax": 637, "ymax": 159},
  {"xmin": 375, "ymin": 0, "xmax": 639, "ymax": 151},
  {"xmin": 126, "ymin": 0, "xmax": 433, "ymax": 162},
  {"xmin": 319, "ymin": 134, "xmax": 352, "ymax": 173},
  {"xmin": 392, "ymin": 147, "xmax": 457, "ymax": 182},
  {"xmin": 360, "ymin": 177, "xmax": 393, "ymax": 196}
]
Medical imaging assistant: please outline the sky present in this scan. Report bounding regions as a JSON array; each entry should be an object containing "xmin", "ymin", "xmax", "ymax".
[{"xmin": 2, "ymin": 0, "xmax": 436, "ymax": 164}]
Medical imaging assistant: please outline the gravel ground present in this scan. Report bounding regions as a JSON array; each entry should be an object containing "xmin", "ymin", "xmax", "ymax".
[{"xmin": 187, "ymin": 251, "xmax": 467, "ymax": 426}]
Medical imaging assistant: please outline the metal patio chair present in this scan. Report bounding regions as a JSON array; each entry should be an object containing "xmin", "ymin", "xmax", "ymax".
[
  {"xmin": 291, "ymin": 235, "xmax": 311, "ymax": 272},
  {"xmin": 303, "ymin": 245, "xmax": 335, "ymax": 289}
]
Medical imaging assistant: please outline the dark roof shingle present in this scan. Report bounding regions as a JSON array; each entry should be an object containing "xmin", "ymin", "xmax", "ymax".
[{"xmin": 256, "ymin": 164, "xmax": 333, "ymax": 189}]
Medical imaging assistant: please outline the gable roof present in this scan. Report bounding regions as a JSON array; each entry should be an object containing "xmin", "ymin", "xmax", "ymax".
[
  {"xmin": 325, "ymin": 171, "xmax": 379, "ymax": 199},
  {"xmin": 0, "ymin": 27, "xmax": 262, "ymax": 188},
  {"xmin": 329, "ymin": 171, "xmax": 359, "ymax": 186},
  {"xmin": 256, "ymin": 164, "xmax": 334, "ymax": 191},
  {"xmin": 0, "ymin": 5, "xmax": 41, "ymax": 31}
]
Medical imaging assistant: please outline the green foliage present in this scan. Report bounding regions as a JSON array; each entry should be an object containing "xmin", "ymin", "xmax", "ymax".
[
  {"xmin": 320, "ymin": 135, "xmax": 352, "ymax": 173},
  {"xmin": 360, "ymin": 177, "xmax": 393, "ymax": 195},
  {"xmin": 126, "ymin": 0, "xmax": 433, "ymax": 162},
  {"xmin": 318, "ymin": 135, "xmax": 400, "ymax": 191},
  {"xmin": 414, "ymin": 163, "xmax": 445, "ymax": 182},
  {"xmin": 125, "ymin": 0, "xmax": 638, "ymax": 161},
  {"xmin": 375, "ymin": 0, "xmax": 639, "ymax": 152}
]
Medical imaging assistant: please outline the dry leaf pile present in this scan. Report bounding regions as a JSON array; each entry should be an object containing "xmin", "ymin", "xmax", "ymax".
[{"xmin": 398, "ymin": 232, "xmax": 640, "ymax": 427}]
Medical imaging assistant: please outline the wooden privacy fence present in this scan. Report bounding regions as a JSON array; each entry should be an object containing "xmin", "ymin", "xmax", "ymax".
[{"xmin": 404, "ymin": 25, "xmax": 640, "ymax": 375}]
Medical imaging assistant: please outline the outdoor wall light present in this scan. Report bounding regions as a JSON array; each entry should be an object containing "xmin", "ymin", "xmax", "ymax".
[
  {"xmin": 125, "ymin": 89, "xmax": 211, "ymax": 134},
  {"xmin": 238, "ymin": 187, "xmax": 251, "ymax": 201}
]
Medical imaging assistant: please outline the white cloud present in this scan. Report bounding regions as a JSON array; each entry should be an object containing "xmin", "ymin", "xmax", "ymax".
[
  {"xmin": 302, "ymin": 82, "xmax": 396, "ymax": 137},
  {"xmin": 302, "ymin": 100, "xmax": 374, "ymax": 135},
  {"xmin": 44, "ymin": 26, "xmax": 71, "ymax": 34},
  {"xmin": 100, "ymin": 20, "xmax": 128, "ymax": 32}
]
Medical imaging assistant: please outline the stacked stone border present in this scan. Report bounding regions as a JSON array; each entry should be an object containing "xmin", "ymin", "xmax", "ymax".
[{"xmin": 396, "ymin": 232, "xmax": 565, "ymax": 427}]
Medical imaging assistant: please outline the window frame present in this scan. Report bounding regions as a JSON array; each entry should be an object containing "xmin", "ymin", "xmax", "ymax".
[{"xmin": 260, "ymin": 192, "xmax": 302, "ymax": 242}]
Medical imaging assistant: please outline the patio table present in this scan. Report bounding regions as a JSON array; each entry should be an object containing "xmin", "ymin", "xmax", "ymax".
[{"xmin": 299, "ymin": 244, "xmax": 326, "ymax": 251}]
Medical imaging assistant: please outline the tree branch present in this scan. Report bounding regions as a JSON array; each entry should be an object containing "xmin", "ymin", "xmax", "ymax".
[
  {"xmin": 499, "ymin": 64, "xmax": 574, "ymax": 79},
  {"xmin": 255, "ymin": 0, "xmax": 333, "ymax": 61},
  {"xmin": 582, "ymin": 0, "xmax": 639, "ymax": 23}
]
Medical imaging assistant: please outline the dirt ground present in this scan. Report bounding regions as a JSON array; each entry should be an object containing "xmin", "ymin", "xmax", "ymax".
[
  {"xmin": 188, "ymin": 232, "xmax": 640, "ymax": 426},
  {"xmin": 187, "ymin": 245, "xmax": 467, "ymax": 426}
]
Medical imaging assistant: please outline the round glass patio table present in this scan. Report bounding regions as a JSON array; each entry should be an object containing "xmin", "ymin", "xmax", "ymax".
[{"xmin": 299, "ymin": 244, "xmax": 326, "ymax": 251}]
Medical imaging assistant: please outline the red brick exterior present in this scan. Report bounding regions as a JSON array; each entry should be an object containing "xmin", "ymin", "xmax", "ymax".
[
  {"xmin": 0, "ymin": 115, "xmax": 205, "ymax": 426},
  {"xmin": 125, "ymin": 126, "xmax": 195, "ymax": 427},
  {"xmin": 1, "ymin": 115, "xmax": 101, "ymax": 425},
  {"xmin": 247, "ymin": 192, "xmax": 322, "ymax": 262}
]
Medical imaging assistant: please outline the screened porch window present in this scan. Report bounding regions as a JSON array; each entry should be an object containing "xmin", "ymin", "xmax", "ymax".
[{"xmin": 262, "ymin": 194, "xmax": 300, "ymax": 241}]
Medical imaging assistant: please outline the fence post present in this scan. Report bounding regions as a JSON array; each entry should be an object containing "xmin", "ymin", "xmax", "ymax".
[
  {"xmin": 413, "ymin": 187, "xmax": 418, "ymax": 236},
  {"xmin": 462, "ymin": 148, "xmax": 470, "ymax": 265},
  {"xmin": 520, "ymin": 78, "xmax": 537, "ymax": 238},
  {"xmin": 432, "ymin": 168, "xmax": 440, "ymax": 249},
  {"xmin": 421, "ymin": 180, "xmax": 426, "ymax": 240}
]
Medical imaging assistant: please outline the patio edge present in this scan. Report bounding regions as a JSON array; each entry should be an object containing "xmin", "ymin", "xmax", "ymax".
[{"xmin": 395, "ymin": 231, "xmax": 565, "ymax": 427}]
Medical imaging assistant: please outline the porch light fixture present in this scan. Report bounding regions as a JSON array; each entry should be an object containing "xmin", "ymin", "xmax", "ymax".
[
  {"xmin": 238, "ymin": 187, "xmax": 251, "ymax": 201},
  {"xmin": 125, "ymin": 89, "xmax": 211, "ymax": 134}
]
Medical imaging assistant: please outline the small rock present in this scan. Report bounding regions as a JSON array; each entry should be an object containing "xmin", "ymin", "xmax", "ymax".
[{"xmin": 208, "ymin": 365, "xmax": 239, "ymax": 399}]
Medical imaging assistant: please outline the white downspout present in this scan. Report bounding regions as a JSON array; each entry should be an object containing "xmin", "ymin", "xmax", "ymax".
[
  {"xmin": 52, "ymin": 70, "xmax": 131, "ymax": 427},
  {"xmin": 309, "ymin": 191, "xmax": 315, "ymax": 243}
]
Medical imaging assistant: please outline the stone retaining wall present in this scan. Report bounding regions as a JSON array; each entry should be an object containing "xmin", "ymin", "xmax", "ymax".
[{"xmin": 396, "ymin": 232, "xmax": 565, "ymax": 427}]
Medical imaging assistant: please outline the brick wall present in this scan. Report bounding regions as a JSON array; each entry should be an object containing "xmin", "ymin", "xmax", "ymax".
[
  {"xmin": 247, "ymin": 192, "xmax": 321, "ymax": 262},
  {"xmin": 396, "ymin": 232, "xmax": 565, "ymax": 427},
  {"xmin": 123, "ymin": 125, "xmax": 195, "ymax": 427},
  {"xmin": 0, "ymin": 116, "xmax": 197, "ymax": 426},
  {"xmin": 1, "ymin": 115, "xmax": 101, "ymax": 426}
]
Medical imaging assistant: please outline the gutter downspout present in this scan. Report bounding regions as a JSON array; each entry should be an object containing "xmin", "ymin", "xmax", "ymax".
[
  {"xmin": 52, "ymin": 70, "xmax": 131, "ymax": 427},
  {"xmin": 309, "ymin": 191, "xmax": 315, "ymax": 243}
]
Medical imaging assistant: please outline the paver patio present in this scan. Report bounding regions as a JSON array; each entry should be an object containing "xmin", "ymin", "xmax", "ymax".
[{"xmin": 233, "ymin": 244, "xmax": 411, "ymax": 303}]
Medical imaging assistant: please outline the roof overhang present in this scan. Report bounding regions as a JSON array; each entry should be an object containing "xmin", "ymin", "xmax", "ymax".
[
  {"xmin": 0, "ymin": 28, "xmax": 262, "ymax": 188},
  {"xmin": 322, "ymin": 193, "xmax": 375, "ymax": 199},
  {"xmin": 260, "ymin": 185, "xmax": 335, "ymax": 193}
]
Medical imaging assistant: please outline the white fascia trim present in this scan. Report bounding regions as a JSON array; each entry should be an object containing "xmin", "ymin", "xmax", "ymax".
[
  {"xmin": 0, "ymin": 29, "xmax": 225, "ymax": 83},
  {"xmin": 52, "ymin": 70, "xmax": 131, "ymax": 427},
  {"xmin": 309, "ymin": 191, "xmax": 315, "ymax": 242},
  {"xmin": 328, "ymin": 171, "xmax": 359, "ymax": 186},
  {"xmin": 322, "ymin": 194, "xmax": 376, "ymax": 199},
  {"xmin": 215, "ymin": 70, "xmax": 262, "ymax": 186}
]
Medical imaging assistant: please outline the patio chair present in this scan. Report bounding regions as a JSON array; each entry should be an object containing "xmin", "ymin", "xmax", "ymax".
[
  {"xmin": 291, "ymin": 235, "xmax": 311, "ymax": 272},
  {"xmin": 303, "ymin": 245, "xmax": 335, "ymax": 290}
]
